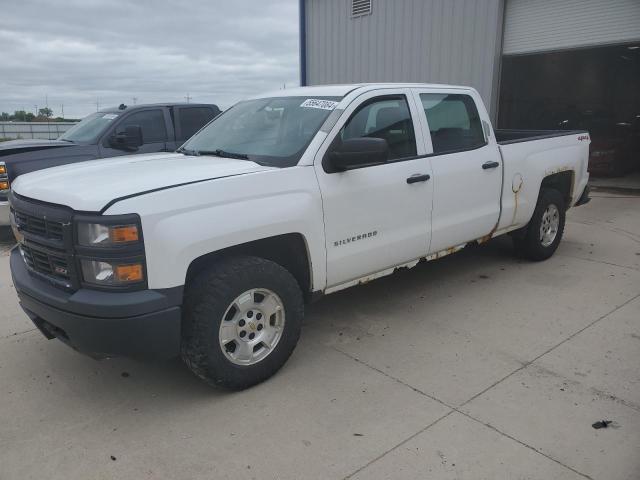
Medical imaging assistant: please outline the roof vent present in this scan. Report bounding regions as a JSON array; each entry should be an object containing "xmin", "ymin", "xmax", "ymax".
[{"xmin": 352, "ymin": 0, "xmax": 372, "ymax": 17}]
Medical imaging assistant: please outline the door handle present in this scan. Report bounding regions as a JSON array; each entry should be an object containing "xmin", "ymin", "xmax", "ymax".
[
  {"xmin": 406, "ymin": 174, "xmax": 431, "ymax": 184},
  {"xmin": 482, "ymin": 161, "xmax": 500, "ymax": 169}
]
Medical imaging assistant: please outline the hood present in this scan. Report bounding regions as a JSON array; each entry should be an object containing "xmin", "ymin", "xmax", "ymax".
[
  {"xmin": 12, "ymin": 152, "xmax": 274, "ymax": 212},
  {"xmin": 0, "ymin": 138, "xmax": 72, "ymax": 155}
]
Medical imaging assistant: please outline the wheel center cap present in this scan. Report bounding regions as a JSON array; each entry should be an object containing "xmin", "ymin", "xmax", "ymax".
[{"xmin": 248, "ymin": 321, "xmax": 257, "ymax": 331}]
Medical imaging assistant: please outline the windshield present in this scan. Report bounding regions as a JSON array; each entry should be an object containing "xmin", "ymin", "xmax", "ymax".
[
  {"xmin": 181, "ymin": 96, "xmax": 342, "ymax": 167},
  {"xmin": 59, "ymin": 112, "xmax": 120, "ymax": 143}
]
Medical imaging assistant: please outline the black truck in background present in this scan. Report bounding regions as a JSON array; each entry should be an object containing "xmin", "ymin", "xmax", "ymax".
[{"xmin": 0, "ymin": 103, "xmax": 220, "ymax": 226}]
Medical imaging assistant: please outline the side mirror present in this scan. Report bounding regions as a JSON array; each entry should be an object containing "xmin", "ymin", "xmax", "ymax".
[
  {"xmin": 328, "ymin": 137, "xmax": 389, "ymax": 172},
  {"xmin": 109, "ymin": 125, "xmax": 143, "ymax": 150}
]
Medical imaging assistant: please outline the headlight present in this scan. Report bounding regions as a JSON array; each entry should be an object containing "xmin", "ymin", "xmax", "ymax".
[
  {"xmin": 75, "ymin": 214, "xmax": 146, "ymax": 290},
  {"xmin": 77, "ymin": 222, "xmax": 140, "ymax": 247},
  {"xmin": 0, "ymin": 180, "xmax": 9, "ymax": 191},
  {"xmin": 81, "ymin": 259, "xmax": 145, "ymax": 286},
  {"xmin": 0, "ymin": 164, "xmax": 6, "ymax": 175}
]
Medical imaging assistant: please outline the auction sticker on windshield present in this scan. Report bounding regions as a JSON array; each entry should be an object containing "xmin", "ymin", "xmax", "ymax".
[
  {"xmin": 102, "ymin": 114, "xmax": 118, "ymax": 120},
  {"xmin": 300, "ymin": 99, "xmax": 338, "ymax": 110}
]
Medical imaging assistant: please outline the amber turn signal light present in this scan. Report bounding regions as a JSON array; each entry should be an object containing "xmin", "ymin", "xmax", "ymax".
[
  {"xmin": 0, "ymin": 180, "xmax": 9, "ymax": 190},
  {"xmin": 0, "ymin": 165, "xmax": 6, "ymax": 175},
  {"xmin": 115, "ymin": 264, "xmax": 144, "ymax": 282},
  {"xmin": 109, "ymin": 225, "xmax": 139, "ymax": 243}
]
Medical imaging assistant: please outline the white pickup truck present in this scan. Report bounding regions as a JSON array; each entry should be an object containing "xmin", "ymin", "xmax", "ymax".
[{"xmin": 9, "ymin": 83, "xmax": 590, "ymax": 388}]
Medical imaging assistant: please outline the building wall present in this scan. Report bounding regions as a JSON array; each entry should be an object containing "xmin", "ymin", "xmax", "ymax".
[{"xmin": 303, "ymin": 0, "xmax": 505, "ymax": 117}]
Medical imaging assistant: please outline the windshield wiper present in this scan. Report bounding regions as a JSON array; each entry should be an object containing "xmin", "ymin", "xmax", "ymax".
[
  {"xmin": 198, "ymin": 149, "xmax": 250, "ymax": 160},
  {"xmin": 178, "ymin": 148, "xmax": 200, "ymax": 156}
]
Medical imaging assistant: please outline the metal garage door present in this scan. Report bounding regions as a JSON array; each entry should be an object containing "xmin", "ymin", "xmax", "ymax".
[{"xmin": 503, "ymin": 0, "xmax": 640, "ymax": 55}]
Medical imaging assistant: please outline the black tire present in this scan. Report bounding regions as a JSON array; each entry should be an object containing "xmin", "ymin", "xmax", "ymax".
[
  {"xmin": 513, "ymin": 188, "xmax": 566, "ymax": 261},
  {"xmin": 181, "ymin": 255, "xmax": 303, "ymax": 389}
]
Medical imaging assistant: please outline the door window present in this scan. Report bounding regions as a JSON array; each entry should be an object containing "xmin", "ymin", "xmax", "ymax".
[
  {"xmin": 177, "ymin": 107, "xmax": 217, "ymax": 141},
  {"xmin": 116, "ymin": 109, "xmax": 167, "ymax": 144},
  {"xmin": 341, "ymin": 96, "xmax": 417, "ymax": 161},
  {"xmin": 420, "ymin": 94, "xmax": 485, "ymax": 153}
]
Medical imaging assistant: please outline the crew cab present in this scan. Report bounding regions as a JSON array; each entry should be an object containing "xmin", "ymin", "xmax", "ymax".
[
  {"xmin": 9, "ymin": 84, "xmax": 590, "ymax": 389},
  {"xmin": 0, "ymin": 102, "xmax": 220, "ymax": 226}
]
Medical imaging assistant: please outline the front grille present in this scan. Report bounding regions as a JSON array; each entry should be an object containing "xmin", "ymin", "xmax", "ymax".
[
  {"xmin": 20, "ymin": 244, "xmax": 71, "ymax": 281},
  {"xmin": 10, "ymin": 192, "xmax": 76, "ymax": 290},
  {"xmin": 14, "ymin": 210, "xmax": 64, "ymax": 240}
]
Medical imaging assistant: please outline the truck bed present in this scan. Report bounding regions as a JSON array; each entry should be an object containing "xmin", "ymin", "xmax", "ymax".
[
  {"xmin": 495, "ymin": 129, "xmax": 588, "ymax": 145},
  {"xmin": 495, "ymin": 128, "xmax": 590, "ymax": 235}
]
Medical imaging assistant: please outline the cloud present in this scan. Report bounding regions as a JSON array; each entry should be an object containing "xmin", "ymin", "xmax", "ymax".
[{"xmin": 0, "ymin": 0, "xmax": 300, "ymax": 118}]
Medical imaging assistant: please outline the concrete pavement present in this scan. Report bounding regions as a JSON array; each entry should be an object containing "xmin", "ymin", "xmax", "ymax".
[
  {"xmin": 0, "ymin": 193, "xmax": 639, "ymax": 479},
  {"xmin": 590, "ymin": 172, "xmax": 640, "ymax": 194}
]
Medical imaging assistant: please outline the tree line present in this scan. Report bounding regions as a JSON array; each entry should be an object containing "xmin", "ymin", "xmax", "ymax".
[{"xmin": 0, "ymin": 109, "xmax": 79, "ymax": 122}]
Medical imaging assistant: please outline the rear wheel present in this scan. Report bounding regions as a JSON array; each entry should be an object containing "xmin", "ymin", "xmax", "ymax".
[
  {"xmin": 181, "ymin": 256, "xmax": 303, "ymax": 389},
  {"xmin": 513, "ymin": 188, "xmax": 566, "ymax": 261}
]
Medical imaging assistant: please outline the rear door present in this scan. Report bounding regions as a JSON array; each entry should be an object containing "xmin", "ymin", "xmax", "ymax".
[
  {"xmin": 411, "ymin": 89, "xmax": 502, "ymax": 253},
  {"xmin": 314, "ymin": 89, "xmax": 433, "ymax": 287},
  {"xmin": 174, "ymin": 106, "xmax": 218, "ymax": 147},
  {"xmin": 100, "ymin": 108, "xmax": 171, "ymax": 157}
]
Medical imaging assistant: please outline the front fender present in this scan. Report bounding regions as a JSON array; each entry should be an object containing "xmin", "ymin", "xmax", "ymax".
[{"xmin": 105, "ymin": 167, "xmax": 327, "ymax": 291}]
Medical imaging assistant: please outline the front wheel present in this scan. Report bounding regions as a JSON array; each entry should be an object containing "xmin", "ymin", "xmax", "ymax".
[
  {"xmin": 513, "ymin": 188, "xmax": 566, "ymax": 261},
  {"xmin": 181, "ymin": 256, "xmax": 303, "ymax": 389}
]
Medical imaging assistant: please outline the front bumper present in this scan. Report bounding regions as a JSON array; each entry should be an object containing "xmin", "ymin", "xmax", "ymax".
[
  {"xmin": 10, "ymin": 248, "xmax": 182, "ymax": 359},
  {"xmin": 0, "ymin": 201, "xmax": 9, "ymax": 226}
]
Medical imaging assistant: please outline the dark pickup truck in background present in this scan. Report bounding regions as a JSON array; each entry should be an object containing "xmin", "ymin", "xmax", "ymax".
[{"xmin": 0, "ymin": 102, "xmax": 220, "ymax": 225}]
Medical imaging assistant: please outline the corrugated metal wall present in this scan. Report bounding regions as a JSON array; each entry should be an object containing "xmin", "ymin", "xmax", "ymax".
[
  {"xmin": 503, "ymin": 0, "xmax": 640, "ymax": 55},
  {"xmin": 304, "ymin": 0, "xmax": 505, "ymax": 117}
]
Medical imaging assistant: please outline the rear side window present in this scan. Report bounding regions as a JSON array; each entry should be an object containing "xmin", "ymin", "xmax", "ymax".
[
  {"xmin": 341, "ymin": 95, "xmax": 417, "ymax": 160},
  {"xmin": 177, "ymin": 107, "xmax": 217, "ymax": 141},
  {"xmin": 117, "ymin": 109, "xmax": 167, "ymax": 143},
  {"xmin": 420, "ymin": 94, "xmax": 485, "ymax": 154}
]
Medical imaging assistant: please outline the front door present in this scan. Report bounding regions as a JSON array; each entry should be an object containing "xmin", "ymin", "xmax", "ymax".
[{"xmin": 315, "ymin": 90, "xmax": 433, "ymax": 287}]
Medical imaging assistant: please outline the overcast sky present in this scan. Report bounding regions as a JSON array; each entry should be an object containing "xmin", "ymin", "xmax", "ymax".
[{"xmin": 1, "ymin": 0, "xmax": 299, "ymax": 118}]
